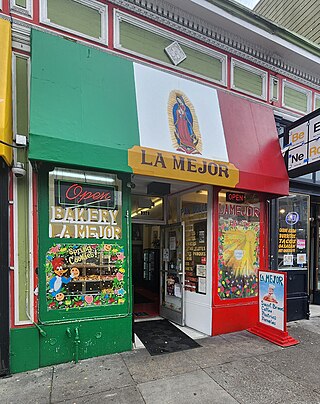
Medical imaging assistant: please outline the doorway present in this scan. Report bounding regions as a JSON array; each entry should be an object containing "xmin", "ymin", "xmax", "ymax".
[{"xmin": 132, "ymin": 223, "xmax": 161, "ymax": 319}]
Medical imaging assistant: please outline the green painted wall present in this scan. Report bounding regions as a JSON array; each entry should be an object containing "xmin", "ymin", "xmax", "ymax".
[
  {"xmin": 10, "ymin": 327, "xmax": 40, "ymax": 373},
  {"xmin": 39, "ymin": 317, "xmax": 132, "ymax": 367},
  {"xmin": 29, "ymin": 30, "xmax": 139, "ymax": 172}
]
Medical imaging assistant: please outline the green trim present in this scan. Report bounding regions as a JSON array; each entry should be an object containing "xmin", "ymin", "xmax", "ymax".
[
  {"xmin": 205, "ymin": 0, "xmax": 320, "ymax": 58},
  {"xmin": 29, "ymin": 134, "xmax": 133, "ymax": 173}
]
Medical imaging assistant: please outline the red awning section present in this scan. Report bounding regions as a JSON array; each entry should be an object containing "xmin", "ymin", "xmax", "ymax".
[{"xmin": 218, "ymin": 91, "xmax": 289, "ymax": 196}]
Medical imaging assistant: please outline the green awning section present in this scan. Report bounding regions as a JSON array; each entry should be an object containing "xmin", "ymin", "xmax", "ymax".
[{"xmin": 29, "ymin": 30, "xmax": 139, "ymax": 172}]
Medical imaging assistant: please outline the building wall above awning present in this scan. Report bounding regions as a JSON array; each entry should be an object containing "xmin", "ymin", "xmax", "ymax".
[
  {"xmin": 29, "ymin": 30, "xmax": 288, "ymax": 196},
  {"xmin": 0, "ymin": 19, "xmax": 13, "ymax": 166}
]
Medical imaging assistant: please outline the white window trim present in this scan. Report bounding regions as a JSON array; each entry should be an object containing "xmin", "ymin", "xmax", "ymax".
[
  {"xmin": 282, "ymin": 79, "xmax": 312, "ymax": 114},
  {"xmin": 231, "ymin": 58, "xmax": 267, "ymax": 101},
  {"xmin": 114, "ymin": 10, "xmax": 227, "ymax": 87},
  {"xmin": 0, "ymin": 1, "xmax": 2, "ymax": 11},
  {"xmin": 269, "ymin": 75, "xmax": 279, "ymax": 102},
  {"xmin": 40, "ymin": 0, "xmax": 108, "ymax": 45},
  {"xmin": 10, "ymin": 0, "xmax": 33, "ymax": 18},
  {"xmin": 12, "ymin": 53, "xmax": 34, "ymax": 325},
  {"xmin": 315, "ymin": 93, "xmax": 320, "ymax": 111}
]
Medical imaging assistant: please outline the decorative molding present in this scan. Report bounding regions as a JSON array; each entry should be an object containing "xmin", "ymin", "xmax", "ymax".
[
  {"xmin": 12, "ymin": 22, "xmax": 31, "ymax": 52},
  {"xmin": 108, "ymin": 0, "xmax": 320, "ymax": 90}
]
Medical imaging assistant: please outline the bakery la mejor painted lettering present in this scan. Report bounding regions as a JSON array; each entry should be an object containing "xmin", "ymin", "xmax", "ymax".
[
  {"xmin": 50, "ymin": 207, "xmax": 121, "ymax": 239},
  {"xmin": 128, "ymin": 146, "xmax": 239, "ymax": 187}
]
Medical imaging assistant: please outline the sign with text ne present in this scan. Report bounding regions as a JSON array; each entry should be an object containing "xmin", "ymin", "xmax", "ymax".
[{"xmin": 285, "ymin": 108, "xmax": 320, "ymax": 177}]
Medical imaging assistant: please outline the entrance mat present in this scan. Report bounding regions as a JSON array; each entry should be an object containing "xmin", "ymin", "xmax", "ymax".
[
  {"xmin": 134, "ymin": 319, "xmax": 200, "ymax": 356},
  {"xmin": 134, "ymin": 312, "xmax": 149, "ymax": 317}
]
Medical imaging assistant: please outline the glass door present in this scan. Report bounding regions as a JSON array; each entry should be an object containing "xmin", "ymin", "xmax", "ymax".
[{"xmin": 160, "ymin": 224, "xmax": 185, "ymax": 325}]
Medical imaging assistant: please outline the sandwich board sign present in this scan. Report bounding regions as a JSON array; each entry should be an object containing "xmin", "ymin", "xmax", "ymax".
[{"xmin": 249, "ymin": 270, "xmax": 299, "ymax": 347}]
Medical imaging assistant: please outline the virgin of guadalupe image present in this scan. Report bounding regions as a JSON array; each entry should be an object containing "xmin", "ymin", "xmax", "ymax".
[{"xmin": 172, "ymin": 95, "xmax": 200, "ymax": 154}]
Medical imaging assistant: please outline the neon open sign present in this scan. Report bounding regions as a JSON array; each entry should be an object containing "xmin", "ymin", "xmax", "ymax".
[{"xmin": 55, "ymin": 180, "xmax": 115, "ymax": 209}]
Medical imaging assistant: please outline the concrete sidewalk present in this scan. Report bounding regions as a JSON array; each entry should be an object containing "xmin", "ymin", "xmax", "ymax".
[{"xmin": 2, "ymin": 317, "xmax": 320, "ymax": 404}]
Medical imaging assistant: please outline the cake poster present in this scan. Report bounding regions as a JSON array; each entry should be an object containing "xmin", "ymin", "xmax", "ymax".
[
  {"xmin": 259, "ymin": 271, "xmax": 285, "ymax": 331},
  {"xmin": 45, "ymin": 243, "xmax": 126, "ymax": 310}
]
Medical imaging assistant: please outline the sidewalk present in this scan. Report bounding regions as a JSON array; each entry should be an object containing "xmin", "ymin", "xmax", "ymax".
[{"xmin": 2, "ymin": 315, "xmax": 320, "ymax": 404}]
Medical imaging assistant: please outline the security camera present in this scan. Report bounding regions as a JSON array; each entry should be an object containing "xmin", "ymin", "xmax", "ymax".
[{"xmin": 12, "ymin": 162, "xmax": 26, "ymax": 178}]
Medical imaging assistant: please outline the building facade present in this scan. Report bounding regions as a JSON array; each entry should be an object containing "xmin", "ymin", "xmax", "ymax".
[{"xmin": 0, "ymin": 0, "xmax": 319, "ymax": 375}]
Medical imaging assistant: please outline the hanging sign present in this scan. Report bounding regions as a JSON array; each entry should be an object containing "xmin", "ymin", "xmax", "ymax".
[
  {"xmin": 249, "ymin": 270, "xmax": 299, "ymax": 347},
  {"xmin": 285, "ymin": 108, "xmax": 320, "ymax": 178}
]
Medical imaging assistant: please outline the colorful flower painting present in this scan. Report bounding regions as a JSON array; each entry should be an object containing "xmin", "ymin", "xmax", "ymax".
[
  {"xmin": 46, "ymin": 243, "xmax": 126, "ymax": 310},
  {"xmin": 218, "ymin": 218, "xmax": 259, "ymax": 299}
]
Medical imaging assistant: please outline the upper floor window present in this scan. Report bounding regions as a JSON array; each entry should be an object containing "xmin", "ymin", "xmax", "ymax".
[
  {"xmin": 114, "ymin": 11, "xmax": 227, "ymax": 86},
  {"xmin": 10, "ymin": 0, "xmax": 33, "ymax": 17},
  {"xmin": 282, "ymin": 80, "xmax": 311, "ymax": 114},
  {"xmin": 315, "ymin": 94, "xmax": 320, "ymax": 111},
  {"xmin": 40, "ymin": 0, "xmax": 107, "ymax": 44},
  {"xmin": 231, "ymin": 59, "xmax": 267, "ymax": 100}
]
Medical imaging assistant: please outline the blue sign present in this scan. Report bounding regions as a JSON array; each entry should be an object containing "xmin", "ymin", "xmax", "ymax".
[{"xmin": 285, "ymin": 212, "xmax": 299, "ymax": 225}]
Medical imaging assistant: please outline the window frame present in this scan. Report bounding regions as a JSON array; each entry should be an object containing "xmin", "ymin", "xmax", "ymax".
[
  {"xmin": 315, "ymin": 93, "xmax": 320, "ymax": 111},
  {"xmin": 10, "ymin": 0, "xmax": 33, "ymax": 18},
  {"xmin": 231, "ymin": 58, "xmax": 267, "ymax": 101},
  {"xmin": 282, "ymin": 79, "xmax": 312, "ymax": 114},
  {"xmin": 114, "ymin": 10, "xmax": 227, "ymax": 87},
  {"xmin": 40, "ymin": 0, "xmax": 108, "ymax": 45}
]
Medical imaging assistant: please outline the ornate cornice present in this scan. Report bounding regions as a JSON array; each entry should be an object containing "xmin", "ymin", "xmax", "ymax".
[{"xmin": 108, "ymin": 0, "xmax": 320, "ymax": 90}]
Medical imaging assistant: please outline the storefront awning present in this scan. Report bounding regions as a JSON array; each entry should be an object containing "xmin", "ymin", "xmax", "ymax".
[
  {"xmin": 29, "ymin": 30, "xmax": 288, "ymax": 196},
  {"xmin": 0, "ymin": 19, "xmax": 13, "ymax": 166}
]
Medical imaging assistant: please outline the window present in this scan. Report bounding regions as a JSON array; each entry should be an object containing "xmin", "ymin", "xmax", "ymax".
[
  {"xmin": 231, "ymin": 59, "xmax": 267, "ymax": 100},
  {"xmin": 12, "ymin": 54, "xmax": 33, "ymax": 324},
  {"xmin": 114, "ymin": 11, "xmax": 227, "ymax": 86},
  {"xmin": 315, "ymin": 94, "xmax": 320, "ymax": 111},
  {"xmin": 10, "ymin": 0, "xmax": 32, "ymax": 17},
  {"xmin": 282, "ymin": 80, "xmax": 311, "ymax": 114},
  {"xmin": 218, "ymin": 190, "xmax": 260, "ymax": 299},
  {"xmin": 40, "ymin": 0, "xmax": 107, "ymax": 44},
  {"xmin": 181, "ymin": 189, "xmax": 208, "ymax": 295},
  {"xmin": 49, "ymin": 168, "xmax": 122, "ymax": 239},
  {"xmin": 278, "ymin": 194, "xmax": 309, "ymax": 270}
]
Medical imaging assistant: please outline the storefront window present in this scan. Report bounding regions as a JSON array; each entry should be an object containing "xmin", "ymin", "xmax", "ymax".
[
  {"xmin": 49, "ymin": 168, "xmax": 122, "ymax": 239},
  {"xmin": 278, "ymin": 194, "xmax": 309, "ymax": 270},
  {"xmin": 218, "ymin": 190, "xmax": 260, "ymax": 299},
  {"xmin": 181, "ymin": 189, "xmax": 208, "ymax": 294},
  {"xmin": 46, "ymin": 169, "xmax": 127, "ymax": 310},
  {"xmin": 131, "ymin": 195, "xmax": 164, "ymax": 222}
]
